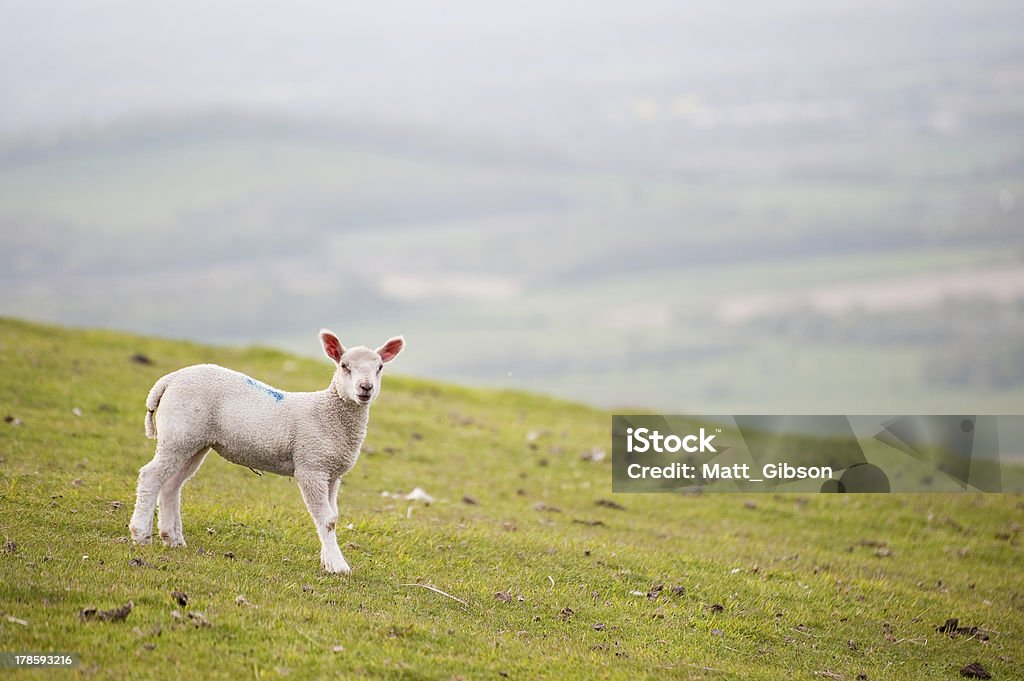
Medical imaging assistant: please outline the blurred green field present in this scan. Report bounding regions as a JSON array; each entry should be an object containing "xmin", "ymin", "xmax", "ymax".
[
  {"xmin": 1, "ymin": 318, "xmax": 1021, "ymax": 679},
  {"xmin": 2, "ymin": 115, "xmax": 1023, "ymax": 415}
]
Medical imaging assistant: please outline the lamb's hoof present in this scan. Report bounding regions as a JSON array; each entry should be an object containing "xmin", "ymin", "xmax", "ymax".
[
  {"xmin": 129, "ymin": 525, "xmax": 151, "ymax": 545},
  {"xmin": 321, "ymin": 555, "xmax": 351, "ymax": 575},
  {"xmin": 160, "ymin": 531, "xmax": 186, "ymax": 548}
]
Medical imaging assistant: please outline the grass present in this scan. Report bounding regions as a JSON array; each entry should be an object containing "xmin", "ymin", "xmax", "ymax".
[{"xmin": 0, "ymin": 317, "xmax": 1021, "ymax": 679}]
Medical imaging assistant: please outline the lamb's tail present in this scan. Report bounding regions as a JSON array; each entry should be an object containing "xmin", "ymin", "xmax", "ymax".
[{"xmin": 144, "ymin": 374, "xmax": 173, "ymax": 439}]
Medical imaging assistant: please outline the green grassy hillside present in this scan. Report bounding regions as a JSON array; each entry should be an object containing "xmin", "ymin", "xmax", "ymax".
[{"xmin": 0, "ymin": 318, "xmax": 1020, "ymax": 679}]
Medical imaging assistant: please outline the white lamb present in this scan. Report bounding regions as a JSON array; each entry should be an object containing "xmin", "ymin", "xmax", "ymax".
[{"xmin": 128, "ymin": 330, "xmax": 404, "ymax": 574}]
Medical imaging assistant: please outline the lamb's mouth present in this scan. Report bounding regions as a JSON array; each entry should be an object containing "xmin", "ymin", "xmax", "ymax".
[{"xmin": 356, "ymin": 393, "xmax": 373, "ymax": 403}]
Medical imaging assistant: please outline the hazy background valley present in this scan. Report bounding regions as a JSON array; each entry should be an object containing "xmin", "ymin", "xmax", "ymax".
[{"xmin": 2, "ymin": 0, "xmax": 1023, "ymax": 413}]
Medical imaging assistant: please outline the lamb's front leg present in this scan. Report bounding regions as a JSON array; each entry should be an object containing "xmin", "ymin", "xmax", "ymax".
[
  {"xmin": 328, "ymin": 476, "xmax": 340, "ymax": 519},
  {"xmin": 296, "ymin": 471, "xmax": 350, "ymax": 575}
]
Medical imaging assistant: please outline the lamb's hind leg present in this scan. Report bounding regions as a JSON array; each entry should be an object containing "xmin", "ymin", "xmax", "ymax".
[
  {"xmin": 129, "ymin": 443, "xmax": 195, "ymax": 544},
  {"xmin": 157, "ymin": 447, "xmax": 210, "ymax": 547},
  {"xmin": 296, "ymin": 471, "xmax": 350, "ymax": 575}
]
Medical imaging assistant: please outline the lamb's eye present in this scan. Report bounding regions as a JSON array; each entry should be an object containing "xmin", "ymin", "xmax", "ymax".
[
  {"xmin": 341, "ymin": 363, "xmax": 350, "ymax": 372},
  {"xmin": 377, "ymin": 365, "xmax": 383, "ymax": 373}
]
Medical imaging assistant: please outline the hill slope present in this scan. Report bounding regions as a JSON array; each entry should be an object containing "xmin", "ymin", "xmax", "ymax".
[{"xmin": 0, "ymin": 318, "xmax": 1020, "ymax": 679}]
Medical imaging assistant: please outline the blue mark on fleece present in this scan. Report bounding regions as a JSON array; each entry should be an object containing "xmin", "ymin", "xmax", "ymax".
[{"xmin": 245, "ymin": 377, "xmax": 284, "ymax": 402}]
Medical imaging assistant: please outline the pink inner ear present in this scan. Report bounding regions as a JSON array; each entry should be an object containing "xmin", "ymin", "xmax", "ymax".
[
  {"xmin": 377, "ymin": 337, "xmax": 404, "ymax": 363},
  {"xmin": 320, "ymin": 332, "xmax": 344, "ymax": 363}
]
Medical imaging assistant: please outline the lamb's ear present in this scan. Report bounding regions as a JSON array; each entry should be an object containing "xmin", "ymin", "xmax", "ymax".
[
  {"xmin": 320, "ymin": 329, "xmax": 345, "ymax": 364},
  {"xmin": 376, "ymin": 336, "xmax": 405, "ymax": 363}
]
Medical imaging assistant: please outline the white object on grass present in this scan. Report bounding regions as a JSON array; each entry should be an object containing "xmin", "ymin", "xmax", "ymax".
[{"xmin": 403, "ymin": 487, "xmax": 435, "ymax": 503}]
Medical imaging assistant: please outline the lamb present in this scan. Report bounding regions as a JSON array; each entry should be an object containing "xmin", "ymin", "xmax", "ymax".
[{"xmin": 128, "ymin": 330, "xmax": 404, "ymax": 574}]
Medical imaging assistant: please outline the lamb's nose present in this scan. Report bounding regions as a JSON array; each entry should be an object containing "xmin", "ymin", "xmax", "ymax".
[{"xmin": 358, "ymin": 381, "xmax": 372, "ymax": 393}]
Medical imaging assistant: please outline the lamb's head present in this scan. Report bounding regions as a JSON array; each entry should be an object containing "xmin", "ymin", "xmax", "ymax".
[{"xmin": 320, "ymin": 329, "xmax": 404, "ymax": 405}]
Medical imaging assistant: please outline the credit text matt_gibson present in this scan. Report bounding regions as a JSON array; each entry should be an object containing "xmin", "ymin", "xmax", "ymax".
[{"xmin": 624, "ymin": 427, "xmax": 834, "ymax": 481}]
